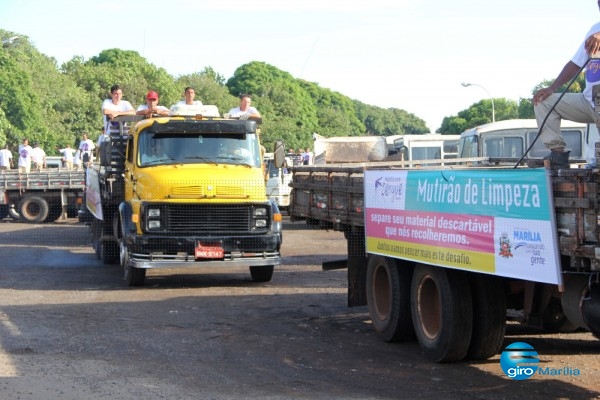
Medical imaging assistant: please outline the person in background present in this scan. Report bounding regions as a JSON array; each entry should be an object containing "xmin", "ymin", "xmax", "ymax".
[
  {"xmin": 137, "ymin": 90, "xmax": 170, "ymax": 118},
  {"xmin": 0, "ymin": 144, "xmax": 13, "ymax": 170},
  {"xmin": 95, "ymin": 127, "xmax": 110, "ymax": 162},
  {"xmin": 96, "ymin": 127, "xmax": 109, "ymax": 147},
  {"xmin": 78, "ymin": 133, "xmax": 95, "ymax": 167},
  {"xmin": 532, "ymin": 2, "xmax": 600, "ymax": 169},
  {"xmin": 18, "ymin": 138, "xmax": 32, "ymax": 174},
  {"xmin": 102, "ymin": 84, "xmax": 135, "ymax": 132},
  {"xmin": 58, "ymin": 144, "xmax": 75, "ymax": 170},
  {"xmin": 174, "ymin": 86, "xmax": 203, "ymax": 106},
  {"xmin": 227, "ymin": 94, "xmax": 260, "ymax": 119},
  {"xmin": 30, "ymin": 142, "xmax": 46, "ymax": 170},
  {"xmin": 73, "ymin": 149, "xmax": 82, "ymax": 171},
  {"xmin": 303, "ymin": 147, "xmax": 313, "ymax": 165}
]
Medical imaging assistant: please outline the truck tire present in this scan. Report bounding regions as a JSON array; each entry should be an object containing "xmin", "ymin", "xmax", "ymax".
[
  {"xmin": 19, "ymin": 195, "xmax": 49, "ymax": 223},
  {"xmin": 120, "ymin": 231, "xmax": 146, "ymax": 286},
  {"xmin": 46, "ymin": 204, "xmax": 64, "ymax": 222},
  {"xmin": 125, "ymin": 265, "xmax": 146, "ymax": 287},
  {"xmin": 466, "ymin": 274, "xmax": 506, "ymax": 360},
  {"xmin": 410, "ymin": 264, "xmax": 473, "ymax": 363},
  {"xmin": 0, "ymin": 205, "xmax": 8, "ymax": 220},
  {"xmin": 100, "ymin": 240, "xmax": 119, "ymax": 265},
  {"xmin": 366, "ymin": 256, "xmax": 414, "ymax": 342},
  {"xmin": 250, "ymin": 265, "xmax": 274, "ymax": 282}
]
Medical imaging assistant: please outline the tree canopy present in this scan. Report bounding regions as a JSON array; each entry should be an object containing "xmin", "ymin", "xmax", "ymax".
[
  {"xmin": 1, "ymin": 28, "xmax": 565, "ymax": 155},
  {"xmin": 0, "ymin": 29, "xmax": 436, "ymax": 156}
]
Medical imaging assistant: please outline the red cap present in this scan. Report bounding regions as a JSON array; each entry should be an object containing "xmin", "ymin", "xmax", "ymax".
[{"xmin": 146, "ymin": 90, "xmax": 159, "ymax": 100}]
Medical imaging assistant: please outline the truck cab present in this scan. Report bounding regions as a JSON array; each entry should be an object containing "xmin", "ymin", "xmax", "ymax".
[{"xmin": 88, "ymin": 111, "xmax": 283, "ymax": 286}]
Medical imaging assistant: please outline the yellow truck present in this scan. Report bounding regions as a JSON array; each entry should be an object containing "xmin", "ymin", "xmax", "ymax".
[{"xmin": 84, "ymin": 109, "xmax": 283, "ymax": 286}]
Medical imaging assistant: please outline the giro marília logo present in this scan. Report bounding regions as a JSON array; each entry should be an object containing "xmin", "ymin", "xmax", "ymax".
[{"xmin": 500, "ymin": 342, "xmax": 539, "ymax": 380}]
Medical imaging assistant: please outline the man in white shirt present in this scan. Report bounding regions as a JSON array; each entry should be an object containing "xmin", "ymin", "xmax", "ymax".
[
  {"xmin": 175, "ymin": 86, "xmax": 203, "ymax": 106},
  {"xmin": 30, "ymin": 143, "xmax": 46, "ymax": 170},
  {"xmin": 58, "ymin": 144, "xmax": 76, "ymax": 170},
  {"xmin": 0, "ymin": 144, "xmax": 13, "ymax": 170},
  {"xmin": 227, "ymin": 94, "xmax": 260, "ymax": 119},
  {"xmin": 78, "ymin": 134, "xmax": 95, "ymax": 166},
  {"xmin": 18, "ymin": 139, "xmax": 32, "ymax": 174},
  {"xmin": 102, "ymin": 84, "xmax": 135, "ymax": 132},
  {"xmin": 532, "ymin": 8, "xmax": 600, "ymax": 169}
]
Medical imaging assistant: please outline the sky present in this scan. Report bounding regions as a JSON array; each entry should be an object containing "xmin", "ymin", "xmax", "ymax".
[{"xmin": 0, "ymin": 0, "xmax": 598, "ymax": 132}]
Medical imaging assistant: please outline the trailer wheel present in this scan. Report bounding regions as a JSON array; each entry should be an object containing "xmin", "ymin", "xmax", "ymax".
[
  {"xmin": 366, "ymin": 256, "xmax": 414, "ymax": 342},
  {"xmin": 19, "ymin": 195, "xmax": 49, "ymax": 223},
  {"xmin": 411, "ymin": 264, "xmax": 473, "ymax": 363},
  {"xmin": 466, "ymin": 274, "xmax": 506, "ymax": 360},
  {"xmin": 250, "ymin": 265, "xmax": 274, "ymax": 282}
]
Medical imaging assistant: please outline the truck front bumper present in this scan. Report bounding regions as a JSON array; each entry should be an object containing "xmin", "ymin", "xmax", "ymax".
[{"xmin": 126, "ymin": 233, "xmax": 281, "ymax": 269}]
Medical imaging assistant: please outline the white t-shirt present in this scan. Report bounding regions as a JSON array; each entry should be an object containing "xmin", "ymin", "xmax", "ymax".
[
  {"xmin": 73, "ymin": 150, "xmax": 82, "ymax": 165},
  {"xmin": 137, "ymin": 104, "xmax": 170, "ymax": 114},
  {"xmin": 18, "ymin": 144, "xmax": 32, "ymax": 167},
  {"xmin": 176, "ymin": 100, "xmax": 203, "ymax": 106},
  {"xmin": 572, "ymin": 21, "xmax": 600, "ymax": 106},
  {"xmin": 0, "ymin": 148, "xmax": 12, "ymax": 167},
  {"xmin": 228, "ymin": 106, "xmax": 259, "ymax": 118},
  {"xmin": 59, "ymin": 147, "xmax": 75, "ymax": 162},
  {"xmin": 102, "ymin": 98, "xmax": 134, "ymax": 131},
  {"xmin": 30, "ymin": 147, "xmax": 46, "ymax": 164},
  {"xmin": 96, "ymin": 134, "xmax": 110, "ymax": 147},
  {"xmin": 79, "ymin": 139, "xmax": 95, "ymax": 160}
]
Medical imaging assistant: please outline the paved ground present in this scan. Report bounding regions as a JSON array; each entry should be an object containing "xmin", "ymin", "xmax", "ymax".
[{"xmin": 0, "ymin": 217, "xmax": 598, "ymax": 399}]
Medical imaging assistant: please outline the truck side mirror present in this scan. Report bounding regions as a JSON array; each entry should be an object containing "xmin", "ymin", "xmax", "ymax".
[{"xmin": 273, "ymin": 141, "xmax": 285, "ymax": 168}]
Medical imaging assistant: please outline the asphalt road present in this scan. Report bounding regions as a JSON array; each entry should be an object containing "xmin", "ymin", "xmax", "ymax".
[{"xmin": 0, "ymin": 217, "xmax": 598, "ymax": 399}]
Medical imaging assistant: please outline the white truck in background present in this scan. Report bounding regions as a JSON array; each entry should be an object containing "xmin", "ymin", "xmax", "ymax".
[{"xmin": 263, "ymin": 152, "xmax": 293, "ymax": 212}]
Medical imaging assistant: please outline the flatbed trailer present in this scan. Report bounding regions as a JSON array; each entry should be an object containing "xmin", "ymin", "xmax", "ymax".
[
  {"xmin": 290, "ymin": 156, "xmax": 600, "ymax": 362},
  {"xmin": 0, "ymin": 169, "xmax": 85, "ymax": 223}
]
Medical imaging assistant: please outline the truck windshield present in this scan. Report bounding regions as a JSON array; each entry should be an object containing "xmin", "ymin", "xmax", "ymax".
[{"xmin": 138, "ymin": 130, "xmax": 261, "ymax": 168}]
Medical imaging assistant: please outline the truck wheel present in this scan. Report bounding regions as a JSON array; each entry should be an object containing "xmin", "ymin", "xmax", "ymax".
[
  {"xmin": 100, "ymin": 240, "xmax": 119, "ymax": 265},
  {"xmin": 466, "ymin": 274, "xmax": 506, "ymax": 360},
  {"xmin": 19, "ymin": 195, "xmax": 49, "ymax": 223},
  {"xmin": 125, "ymin": 264, "xmax": 146, "ymax": 287},
  {"xmin": 366, "ymin": 256, "xmax": 414, "ymax": 342},
  {"xmin": 250, "ymin": 265, "xmax": 274, "ymax": 282},
  {"xmin": 0, "ymin": 205, "xmax": 8, "ymax": 220},
  {"xmin": 46, "ymin": 205, "xmax": 64, "ymax": 223},
  {"xmin": 411, "ymin": 264, "xmax": 473, "ymax": 363}
]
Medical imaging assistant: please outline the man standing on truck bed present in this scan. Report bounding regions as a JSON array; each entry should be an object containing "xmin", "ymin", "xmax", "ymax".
[
  {"xmin": 532, "ymin": 1, "xmax": 600, "ymax": 169},
  {"xmin": 102, "ymin": 84, "xmax": 135, "ymax": 132},
  {"xmin": 0, "ymin": 144, "xmax": 13, "ymax": 170},
  {"xmin": 228, "ymin": 94, "xmax": 261, "ymax": 119}
]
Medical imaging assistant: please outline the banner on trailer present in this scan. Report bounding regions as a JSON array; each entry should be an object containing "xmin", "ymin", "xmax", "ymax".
[
  {"xmin": 85, "ymin": 168, "xmax": 103, "ymax": 221},
  {"xmin": 363, "ymin": 168, "xmax": 562, "ymax": 285}
]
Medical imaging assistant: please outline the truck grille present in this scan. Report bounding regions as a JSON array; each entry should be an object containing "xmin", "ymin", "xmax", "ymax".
[{"xmin": 148, "ymin": 204, "xmax": 268, "ymax": 233}]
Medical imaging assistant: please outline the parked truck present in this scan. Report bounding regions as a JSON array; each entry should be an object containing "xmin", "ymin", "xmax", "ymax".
[
  {"xmin": 84, "ymin": 110, "xmax": 283, "ymax": 286},
  {"xmin": 0, "ymin": 168, "xmax": 85, "ymax": 223},
  {"xmin": 289, "ymin": 150, "xmax": 600, "ymax": 362}
]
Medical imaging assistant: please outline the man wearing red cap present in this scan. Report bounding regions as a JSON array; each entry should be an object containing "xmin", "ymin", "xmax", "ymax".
[{"xmin": 136, "ymin": 90, "xmax": 170, "ymax": 118}]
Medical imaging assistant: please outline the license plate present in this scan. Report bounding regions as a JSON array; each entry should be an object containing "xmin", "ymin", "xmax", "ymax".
[{"xmin": 195, "ymin": 242, "xmax": 224, "ymax": 259}]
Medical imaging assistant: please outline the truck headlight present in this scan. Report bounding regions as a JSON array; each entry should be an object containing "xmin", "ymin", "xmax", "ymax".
[
  {"xmin": 148, "ymin": 220, "xmax": 161, "ymax": 229},
  {"xmin": 254, "ymin": 207, "xmax": 267, "ymax": 216},
  {"xmin": 255, "ymin": 219, "xmax": 267, "ymax": 228},
  {"xmin": 148, "ymin": 208, "xmax": 161, "ymax": 217}
]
